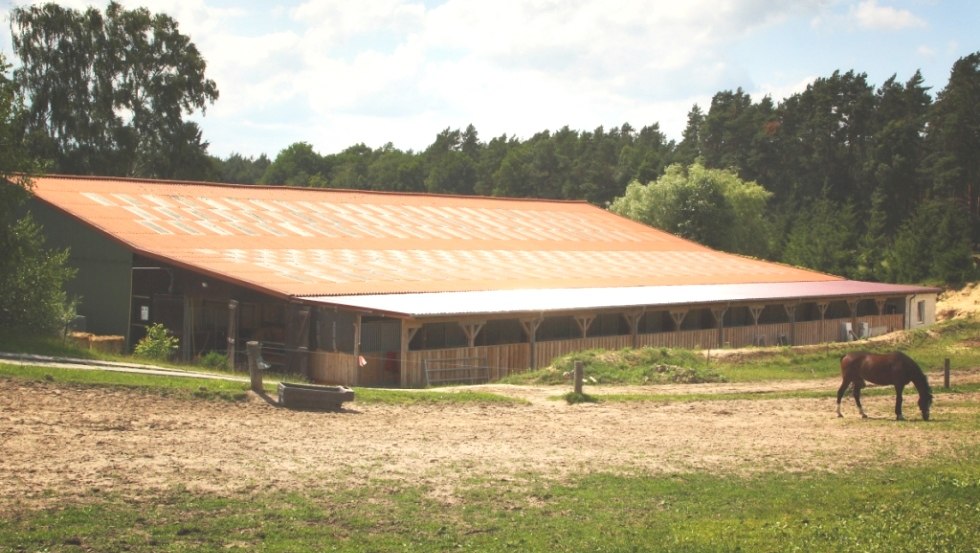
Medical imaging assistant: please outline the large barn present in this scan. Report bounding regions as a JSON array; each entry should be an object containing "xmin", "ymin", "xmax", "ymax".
[{"xmin": 25, "ymin": 174, "xmax": 939, "ymax": 387}]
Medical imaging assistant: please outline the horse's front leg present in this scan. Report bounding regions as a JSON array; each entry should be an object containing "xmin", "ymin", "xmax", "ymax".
[
  {"xmin": 895, "ymin": 385, "xmax": 905, "ymax": 421},
  {"xmin": 853, "ymin": 384, "xmax": 868, "ymax": 418}
]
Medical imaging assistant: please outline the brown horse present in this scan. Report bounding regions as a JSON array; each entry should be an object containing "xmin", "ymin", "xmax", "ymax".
[{"xmin": 837, "ymin": 351, "xmax": 932, "ymax": 421}]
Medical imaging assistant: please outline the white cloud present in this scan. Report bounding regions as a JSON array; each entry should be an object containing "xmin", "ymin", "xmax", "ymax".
[
  {"xmin": 850, "ymin": 0, "xmax": 926, "ymax": 30},
  {"xmin": 756, "ymin": 75, "xmax": 816, "ymax": 104},
  {"xmin": 4, "ymin": 0, "xmax": 966, "ymax": 159}
]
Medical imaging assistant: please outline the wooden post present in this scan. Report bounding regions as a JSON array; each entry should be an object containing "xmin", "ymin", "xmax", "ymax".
[
  {"xmin": 521, "ymin": 317, "xmax": 542, "ymax": 371},
  {"xmin": 227, "ymin": 300, "xmax": 238, "ymax": 371},
  {"xmin": 944, "ymin": 358, "xmax": 951, "ymax": 389},
  {"xmin": 247, "ymin": 341, "xmax": 262, "ymax": 393},
  {"xmin": 574, "ymin": 360, "xmax": 584, "ymax": 395}
]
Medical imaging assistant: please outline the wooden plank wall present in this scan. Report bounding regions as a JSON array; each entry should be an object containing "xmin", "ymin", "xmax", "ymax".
[
  {"xmin": 404, "ymin": 343, "xmax": 532, "ymax": 386},
  {"xmin": 635, "ymin": 329, "xmax": 718, "ymax": 349},
  {"xmin": 309, "ymin": 351, "xmax": 356, "ymax": 385},
  {"xmin": 310, "ymin": 314, "xmax": 909, "ymax": 388},
  {"xmin": 725, "ymin": 323, "xmax": 793, "ymax": 347},
  {"xmin": 533, "ymin": 335, "xmax": 633, "ymax": 368}
]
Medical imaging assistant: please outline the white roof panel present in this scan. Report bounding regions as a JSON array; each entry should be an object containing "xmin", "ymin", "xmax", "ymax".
[{"xmin": 301, "ymin": 281, "xmax": 939, "ymax": 318}]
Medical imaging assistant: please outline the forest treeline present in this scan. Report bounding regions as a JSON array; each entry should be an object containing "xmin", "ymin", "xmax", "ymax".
[
  {"xmin": 5, "ymin": 3, "xmax": 979, "ymax": 292},
  {"xmin": 209, "ymin": 56, "xmax": 979, "ymax": 285}
]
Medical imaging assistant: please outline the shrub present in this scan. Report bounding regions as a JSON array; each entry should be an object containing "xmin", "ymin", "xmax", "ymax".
[
  {"xmin": 198, "ymin": 350, "xmax": 227, "ymax": 370},
  {"xmin": 134, "ymin": 323, "xmax": 179, "ymax": 361}
]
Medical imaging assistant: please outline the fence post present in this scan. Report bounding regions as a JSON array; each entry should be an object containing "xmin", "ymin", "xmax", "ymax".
[
  {"xmin": 247, "ymin": 341, "xmax": 263, "ymax": 393},
  {"xmin": 574, "ymin": 360, "xmax": 584, "ymax": 395},
  {"xmin": 944, "ymin": 358, "xmax": 950, "ymax": 390}
]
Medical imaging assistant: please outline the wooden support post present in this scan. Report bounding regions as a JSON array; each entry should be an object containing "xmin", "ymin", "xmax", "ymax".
[
  {"xmin": 623, "ymin": 310, "xmax": 643, "ymax": 349},
  {"xmin": 710, "ymin": 307, "xmax": 727, "ymax": 348},
  {"xmin": 227, "ymin": 300, "xmax": 238, "ymax": 371},
  {"xmin": 353, "ymin": 315, "xmax": 362, "ymax": 387},
  {"xmin": 574, "ymin": 360, "xmax": 584, "ymax": 395},
  {"xmin": 399, "ymin": 321, "xmax": 421, "ymax": 388},
  {"xmin": 944, "ymin": 358, "xmax": 951, "ymax": 390},
  {"xmin": 521, "ymin": 317, "xmax": 542, "ymax": 370},
  {"xmin": 817, "ymin": 302, "xmax": 829, "ymax": 320},
  {"xmin": 784, "ymin": 303, "xmax": 797, "ymax": 346},
  {"xmin": 459, "ymin": 321, "xmax": 486, "ymax": 348},
  {"xmin": 669, "ymin": 310, "xmax": 688, "ymax": 331},
  {"xmin": 574, "ymin": 315, "xmax": 594, "ymax": 339},
  {"xmin": 847, "ymin": 299, "xmax": 859, "ymax": 339},
  {"xmin": 247, "ymin": 341, "xmax": 262, "ymax": 393},
  {"xmin": 181, "ymin": 295, "xmax": 193, "ymax": 363}
]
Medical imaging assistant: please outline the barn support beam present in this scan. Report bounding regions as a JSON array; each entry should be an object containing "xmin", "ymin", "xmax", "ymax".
[
  {"xmin": 520, "ymin": 317, "xmax": 543, "ymax": 370},
  {"xmin": 227, "ymin": 299, "xmax": 239, "ymax": 371},
  {"xmin": 669, "ymin": 310, "xmax": 688, "ymax": 332},
  {"xmin": 784, "ymin": 303, "xmax": 797, "ymax": 346},
  {"xmin": 286, "ymin": 304, "xmax": 311, "ymax": 379},
  {"xmin": 181, "ymin": 295, "xmax": 193, "ymax": 363},
  {"xmin": 400, "ymin": 321, "xmax": 421, "ymax": 388},
  {"xmin": 847, "ymin": 299, "xmax": 860, "ymax": 340},
  {"xmin": 459, "ymin": 321, "xmax": 486, "ymax": 348},
  {"xmin": 711, "ymin": 306, "xmax": 727, "ymax": 348},
  {"xmin": 623, "ymin": 310, "xmax": 644, "ymax": 349},
  {"xmin": 749, "ymin": 305, "xmax": 765, "ymax": 345},
  {"xmin": 353, "ymin": 314, "xmax": 362, "ymax": 387},
  {"xmin": 574, "ymin": 315, "xmax": 594, "ymax": 339}
]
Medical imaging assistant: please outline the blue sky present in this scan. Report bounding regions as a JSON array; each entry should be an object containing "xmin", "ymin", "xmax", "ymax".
[{"xmin": 1, "ymin": 0, "xmax": 978, "ymax": 159}]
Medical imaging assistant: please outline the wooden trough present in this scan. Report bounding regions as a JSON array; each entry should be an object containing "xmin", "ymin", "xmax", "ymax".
[{"xmin": 277, "ymin": 382, "xmax": 355, "ymax": 411}]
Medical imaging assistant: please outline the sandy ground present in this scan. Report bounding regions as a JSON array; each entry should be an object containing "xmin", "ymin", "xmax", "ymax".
[
  {"xmin": 1, "ymin": 285, "xmax": 978, "ymax": 513},
  {"xmin": 2, "ymin": 371, "xmax": 978, "ymax": 513}
]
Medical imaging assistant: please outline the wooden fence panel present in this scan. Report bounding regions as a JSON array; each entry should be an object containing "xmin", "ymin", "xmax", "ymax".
[
  {"xmin": 312, "ymin": 314, "xmax": 909, "ymax": 388},
  {"xmin": 310, "ymin": 351, "xmax": 357, "ymax": 385},
  {"xmin": 533, "ymin": 335, "xmax": 633, "ymax": 369},
  {"xmin": 405, "ymin": 344, "xmax": 532, "ymax": 387}
]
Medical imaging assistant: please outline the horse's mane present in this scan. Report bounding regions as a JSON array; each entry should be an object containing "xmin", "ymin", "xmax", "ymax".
[{"xmin": 899, "ymin": 351, "xmax": 933, "ymax": 398}]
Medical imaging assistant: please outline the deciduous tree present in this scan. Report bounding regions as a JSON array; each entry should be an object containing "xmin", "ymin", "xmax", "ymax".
[
  {"xmin": 0, "ymin": 54, "xmax": 76, "ymax": 334},
  {"xmin": 11, "ymin": 1, "xmax": 218, "ymax": 178}
]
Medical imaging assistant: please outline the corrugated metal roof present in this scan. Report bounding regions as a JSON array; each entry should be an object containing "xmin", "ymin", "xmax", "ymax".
[
  {"xmin": 302, "ymin": 281, "xmax": 940, "ymax": 318},
  {"xmin": 29, "ymin": 175, "xmax": 847, "ymax": 299}
]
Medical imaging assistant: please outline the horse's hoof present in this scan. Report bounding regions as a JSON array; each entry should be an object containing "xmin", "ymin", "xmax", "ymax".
[
  {"xmin": 861, "ymin": 414, "xmax": 868, "ymax": 419},
  {"xmin": 837, "ymin": 413, "xmax": 843, "ymax": 418}
]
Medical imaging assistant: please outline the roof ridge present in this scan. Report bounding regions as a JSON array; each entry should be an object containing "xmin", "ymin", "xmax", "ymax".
[{"xmin": 36, "ymin": 173, "xmax": 592, "ymax": 205}]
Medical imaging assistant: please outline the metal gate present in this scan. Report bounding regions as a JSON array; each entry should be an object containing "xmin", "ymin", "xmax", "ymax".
[{"xmin": 423, "ymin": 357, "xmax": 490, "ymax": 387}]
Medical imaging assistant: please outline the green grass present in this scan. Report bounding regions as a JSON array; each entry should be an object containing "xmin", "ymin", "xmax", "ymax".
[
  {"xmin": 2, "ymin": 318, "xmax": 980, "ymax": 551},
  {"xmin": 587, "ymin": 381, "xmax": 980, "ymax": 405},
  {"xmin": 0, "ymin": 362, "xmax": 254, "ymax": 402},
  {"xmin": 0, "ymin": 362, "xmax": 525, "ymax": 407},
  {"xmin": 0, "ymin": 329, "xmax": 100, "ymax": 360},
  {"xmin": 2, "ymin": 449, "xmax": 977, "ymax": 552}
]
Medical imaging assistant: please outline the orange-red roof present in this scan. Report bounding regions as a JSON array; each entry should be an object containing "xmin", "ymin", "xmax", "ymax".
[{"xmin": 30, "ymin": 175, "xmax": 841, "ymax": 298}]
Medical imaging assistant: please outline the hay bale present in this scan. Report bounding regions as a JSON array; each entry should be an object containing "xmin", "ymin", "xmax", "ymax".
[
  {"xmin": 68, "ymin": 332, "xmax": 93, "ymax": 350},
  {"xmin": 88, "ymin": 335, "xmax": 124, "ymax": 355}
]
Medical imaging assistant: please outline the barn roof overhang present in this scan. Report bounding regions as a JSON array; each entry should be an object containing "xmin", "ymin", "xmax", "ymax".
[{"xmin": 299, "ymin": 280, "xmax": 941, "ymax": 320}]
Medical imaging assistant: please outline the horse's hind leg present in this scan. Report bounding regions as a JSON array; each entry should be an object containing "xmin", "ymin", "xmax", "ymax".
[
  {"xmin": 853, "ymin": 384, "xmax": 868, "ymax": 418},
  {"xmin": 836, "ymin": 381, "xmax": 851, "ymax": 418}
]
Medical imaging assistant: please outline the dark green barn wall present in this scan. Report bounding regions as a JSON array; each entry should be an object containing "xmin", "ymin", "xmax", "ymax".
[{"xmin": 29, "ymin": 200, "xmax": 133, "ymax": 341}]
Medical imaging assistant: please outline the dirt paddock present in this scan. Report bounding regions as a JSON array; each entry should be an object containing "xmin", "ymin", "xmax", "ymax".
[{"xmin": 2, "ymin": 370, "xmax": 978, "ymax": 513}]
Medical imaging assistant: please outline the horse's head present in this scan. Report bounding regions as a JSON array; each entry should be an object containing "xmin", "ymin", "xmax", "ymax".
[{"xmin": 918, "ymin": 392, "xmax": 933, "ymax": 421}]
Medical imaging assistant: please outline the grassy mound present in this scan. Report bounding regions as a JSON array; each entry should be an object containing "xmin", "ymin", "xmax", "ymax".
[{"xmin": 504, "ymin": 347, "xmax": 727, "ymax": 385}]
